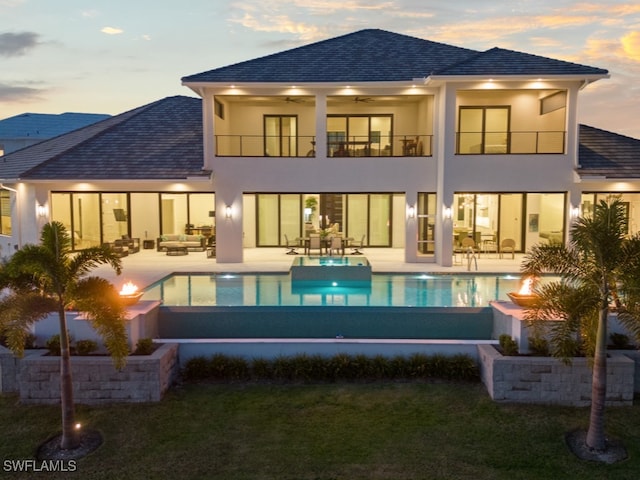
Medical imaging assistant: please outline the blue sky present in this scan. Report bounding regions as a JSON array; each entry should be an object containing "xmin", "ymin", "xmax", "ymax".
[{"xmin": 1, "ymin": 0, "xmax": 639, "ymax": 137}]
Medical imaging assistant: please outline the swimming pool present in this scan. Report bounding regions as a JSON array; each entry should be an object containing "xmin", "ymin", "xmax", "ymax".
[
  {"xmin": 142, "ymin": 272, "xmax": 525, "ymax": 308},
  {"xmin": 144, "ymin": 273, "xmax": 532, "ymax": 340}
]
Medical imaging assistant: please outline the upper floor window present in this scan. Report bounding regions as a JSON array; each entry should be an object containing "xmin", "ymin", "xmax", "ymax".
[
  {"xmin": 1, "ymin": 189, "xmax": 12, "ymax": 236},
  {"xmin": 264, "ymin": 115, "xmax": 298, "ymax": 157},
  {"xmin": 457, "ymin": 106, "xmax": 510, "ymax": 154},
  {"xmin": 327, "ymin": 115, "xmax": 393, "ymax": 157}
]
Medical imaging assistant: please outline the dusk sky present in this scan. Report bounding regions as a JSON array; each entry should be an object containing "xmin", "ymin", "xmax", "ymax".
[{"xmin": 1, "ymin": 0, "xmax": 639, "ymax": 138}]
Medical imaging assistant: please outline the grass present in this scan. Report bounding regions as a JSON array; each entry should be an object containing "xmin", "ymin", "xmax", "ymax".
[{"xmin": 1, "ymin": 382, "xmax": 639, "ymax": 479}]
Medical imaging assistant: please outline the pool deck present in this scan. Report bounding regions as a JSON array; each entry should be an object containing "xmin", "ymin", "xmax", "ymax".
[{"xmin": 96, "ymin": 247, "xmax": 524, "ymax": 291}]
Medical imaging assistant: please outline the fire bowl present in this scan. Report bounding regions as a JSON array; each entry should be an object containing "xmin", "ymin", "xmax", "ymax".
[
  {"xmin": 507, "ymin": 292, "xmax": 538, "ymax": 308},
  {"xmin": 119, "ymin": 292, "xmax": 144, "ymax": 306}
]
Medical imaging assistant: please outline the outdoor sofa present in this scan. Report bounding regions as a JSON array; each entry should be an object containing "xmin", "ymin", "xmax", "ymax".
[{"xmin": 156, "ymin": 234, "xmax": 206, "ymax": 252}]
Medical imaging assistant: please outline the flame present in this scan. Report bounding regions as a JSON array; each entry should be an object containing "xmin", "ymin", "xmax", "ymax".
[
  {"xmin": 518, "ymin": 277, "xmax": 534, "ymax": 295},
  {"xmin": 120, "ymin": 281, "xmax": 139, "ymax": 296}
]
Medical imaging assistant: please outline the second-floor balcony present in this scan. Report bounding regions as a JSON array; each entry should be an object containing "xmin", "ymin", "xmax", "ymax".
[{"xmin": 215, "ymin": 134, "xmax": 434, "ymax": 157}]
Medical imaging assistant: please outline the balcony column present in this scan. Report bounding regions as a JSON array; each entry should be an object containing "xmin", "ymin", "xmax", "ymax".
[
  {"xmin": 203, "ymin": 93, "xmax": 215, "ymax": 170},
  {"xmin": 315, "ymin": 92, "xmax": 327, "ymax": 158}
]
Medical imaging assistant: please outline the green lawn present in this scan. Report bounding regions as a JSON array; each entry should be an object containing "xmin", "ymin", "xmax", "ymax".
[{"xmin": 1, "ymin": 382, "xmax": 639, "ymax": 479}]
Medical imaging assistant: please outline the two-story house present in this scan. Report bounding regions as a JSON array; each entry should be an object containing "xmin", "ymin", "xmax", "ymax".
[{"xmin": 1, "ymin": 29, "xmax": 639, "ymax": 266}]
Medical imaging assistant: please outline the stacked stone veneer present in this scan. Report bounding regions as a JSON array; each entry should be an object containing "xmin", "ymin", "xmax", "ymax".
[
  {"xmin": 18, "ymin": 343, "xmax": 178, "ymax": 405},
  {"xmin": 478, "ymin": 344, "xmax": 635, "ymax": 406}
]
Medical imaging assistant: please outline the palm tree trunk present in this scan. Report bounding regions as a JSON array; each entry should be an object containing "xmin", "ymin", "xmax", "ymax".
[
  {"xmin": 58, "ymin": 306, "xmax": 79, "ymax": 450},
  {"xmin": 586, "ymin": 303, "xmax": 608, "ymax": 451}
]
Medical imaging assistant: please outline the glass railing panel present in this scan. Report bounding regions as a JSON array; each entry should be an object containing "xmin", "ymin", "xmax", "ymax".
[{"xmin": 456, "ymin": 131, "xmax": 566, "ymax": 154}]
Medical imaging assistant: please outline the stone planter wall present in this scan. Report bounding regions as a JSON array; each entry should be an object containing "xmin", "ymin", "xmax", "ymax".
[
  {"xmin": 18, "ymin": 343, "xmax": 178, "ymax": 405},
  {"xmin": 477, "ymin": 344, "xmax": 635, "ymax": 407}
]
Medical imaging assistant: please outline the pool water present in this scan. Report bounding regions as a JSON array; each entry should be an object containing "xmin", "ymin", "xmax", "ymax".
[{"xmin": 143, "ymin": 273, "xmax": 527, "ymax": 308}]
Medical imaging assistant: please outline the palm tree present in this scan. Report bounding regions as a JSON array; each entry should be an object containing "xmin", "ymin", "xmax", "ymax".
[
  {"xmin": 521, "ymin": 198, "xmax": 640, "ymax": 453},
  {"xmin": 0, "ymin": 222, "xmax": 129, "ymax": 450}
]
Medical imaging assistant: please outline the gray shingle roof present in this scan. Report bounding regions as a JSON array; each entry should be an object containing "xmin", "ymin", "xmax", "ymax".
[
  {"xmin": 434, "ymin": 47, "xmax": 608, "ymax": 76},
  {"xmin": 182, "ymin": 29, "xmax": 607, "ymax": 84},
  {"xmin": 182, "ymin": 29, "xmax": 475, "ymax": 83},
  {"xmin": 577, "ymin": 125, "xmax": 640, "ymax": 179},
  {"xmin": 1, "ymin": 96, "xmax": 207, "ymax": 181},
  {"xmin": 0, "ymin": 112, "xmax": 110, "ymax": 140}
]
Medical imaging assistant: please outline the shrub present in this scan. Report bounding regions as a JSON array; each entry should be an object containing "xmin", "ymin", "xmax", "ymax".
[
  {"xmin": 45, "ymin": 334, "xmax": 72, "ymax": 356},
  {"xmin": 133, "ymin": 338, "xmax": 156, "ymax": 355},
  {"xmin": 75, "ymin": 339, "xmax": 98, "ymax": 356},
  {"xmin": 528, "ymin": 336, "xmax": 550, "ymax": 356},
  {"xmin": 499, "ymin": 334, "xmax": 519, "ymax": 356},
  {"xmin": 182, "ymin": 356, "xmax": 212, "ymax": 381},
  {"xmin": 181, "ymin": 353, "xmax": 480, "ymax": 383}
]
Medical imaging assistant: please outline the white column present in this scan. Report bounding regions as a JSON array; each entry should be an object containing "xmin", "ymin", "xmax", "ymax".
[
  {"xmin": 215, "ymin": 183, "xmax": 243, "ymax": 263},
  {"xmin": 315, "ymin": 92, "xmax": 327, "ymax": 158},
  {"xmin": 435, "ymin": 84, "xmax": 457, "ymax": 266}
]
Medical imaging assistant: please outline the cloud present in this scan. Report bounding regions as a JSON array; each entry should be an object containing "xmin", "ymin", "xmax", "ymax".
[
  {"xmin": 0, "ymin": 82, "xmax": 44, "ymax": 103},
  {"xmin": 101, "ymin": 26, "xmax": 123, "ymax": 35},
  {"xmin": 231, "ymin": 12, "xmax": 326, "ymax": 42},
  {"xmin": 0, "ymin": 31, "xmax": 39, "ymax": 57},
  {"xmin": 228, "ymin": 0, "xmax": 396, "ymax": 42},
  {"xmin": 621, "ymin": 31, "xmax": 640, "ymax": 61},
  {"xmin": 82, "ymin": 10, "xmax": 100, "ymax": 18}
]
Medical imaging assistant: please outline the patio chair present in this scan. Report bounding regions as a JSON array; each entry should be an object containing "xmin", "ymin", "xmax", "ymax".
[
  {"xmin": 500, "ymin": 238, "xmax": 516, "ymax": 259},
  {"xmin": 350, "ymin": 234, "xmax": 365, "ymax": 255},
  {"xmin": 327, "ymin": 235, "xmax": 344, "ymax": 256},
  {"xmin": 284, "ymin": 234, "xmax": 300, "ymax": 255},
  {"xmin": 305, "ymin": 234, "xmax": 323, "ymax": 255}
]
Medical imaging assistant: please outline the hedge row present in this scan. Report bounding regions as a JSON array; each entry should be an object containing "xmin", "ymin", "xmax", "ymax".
[{"xmin": 182, "ymin": 353, "xmax": 480, "ymax": 383}]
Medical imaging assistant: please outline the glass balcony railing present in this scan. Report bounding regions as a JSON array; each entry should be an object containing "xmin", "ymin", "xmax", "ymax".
[
  {"xmin": 215, "ymin": 135, "xmax": 433, "ymax": 157},
  {"xmin": 456, "ymin": 131, "xmax": 566, "ymax": 154}
]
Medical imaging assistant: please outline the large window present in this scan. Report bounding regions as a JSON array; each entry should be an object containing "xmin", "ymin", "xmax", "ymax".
[
  {"xmin": 0, "ymin": 189, "xmax": 11, "ymax": 236},
  {"xmin": 453, "ymin": 192, "xmax": 564, "ymax": 252},
  {"xmin": 256, "ymin": 194, "xmax": 302, "ymax": 246},
  {"xmin": 254, "ymin": 193, "xmax": 393, "ymax": 247},
  {"xmin": 417, "ymin": 193, "xmax": 436, "ymax": 255},
  {"xmin": 51, "ymin": 192, "xmax": 215, "ymax": 250},
  {"xmin": 457, "ymin": 106, "xmax": 510, "ymax": 154},
  {"xmin": 264, "ymin": 115, "xmax": 297, "ymax": 157},
  {"xmin": 582, "ymin": 193, "xmax": 640, "ymax": 236},
  {"xmin": 327, "ymin": 115, "xmax": 392, "ymax": 157}
]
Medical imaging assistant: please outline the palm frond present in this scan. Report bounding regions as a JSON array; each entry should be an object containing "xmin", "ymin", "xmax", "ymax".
[
  {"xmin": 69, "ymin": 245, "xmax": 122, "ymax": 279},
  {"xmin": 39, "ymin": 221, "xmax": 72, "ymax": 259},
  {"xmin": 71, "ymin": 277, "xmax": 129, "ymax": 369},
  {"xmin": 523, "ymin": 281, "xmax": 599, "ymax": 364},
  {"xmin": 571, "ymin": 199, "xmax": 627, "ymax": 271},
  {"xmin": 0, "ymin": 292, "xmax": 58, "ymax": 357},
  {"xmin": 520, "ymin": 243, "xmax": 581, "ymax": 278}
]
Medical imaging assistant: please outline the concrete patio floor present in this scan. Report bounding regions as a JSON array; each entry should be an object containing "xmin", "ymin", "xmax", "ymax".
[{"xmin": 96, "ymin": 247, "xmax": 525, "ymax": 291}]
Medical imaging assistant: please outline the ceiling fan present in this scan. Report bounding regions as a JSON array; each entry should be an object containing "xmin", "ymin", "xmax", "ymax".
[
  {"xmin": 284, "ymin": 96, "xmax": 306, "ymax": 103},
  {"xmin": 353, "ymin": 96, "xmax": 373, "ymax": 103}
]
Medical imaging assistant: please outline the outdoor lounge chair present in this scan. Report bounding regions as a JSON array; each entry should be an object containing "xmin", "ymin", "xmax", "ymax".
[
  {"xmin": 350, "ymin": 235, "xmax": 365, "ymax": 255},
  {"xmin": 284, "ymin": 234, "xmax": 300, "ymax": 255}
]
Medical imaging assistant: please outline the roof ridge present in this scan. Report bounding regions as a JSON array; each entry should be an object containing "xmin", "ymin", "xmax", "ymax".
[{"xmin": 431, "ymin": 48, "xmax": 486, "ymax": 75}]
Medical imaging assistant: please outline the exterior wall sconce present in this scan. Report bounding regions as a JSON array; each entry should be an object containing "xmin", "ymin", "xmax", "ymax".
[
  {"xmin": 36, "ymin": 204, "xmax": 48, "ymax": 218},
  {"xmin": 407, "ymin": 206, "xmax": 415, "ymax": 219},
  {"xmin": 225, "ymin": 205, "xmax": 232, "ymax": 219},
  {"xmin": 443, "ymin": 206, "xmax": 452, "ymax": 220}
]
